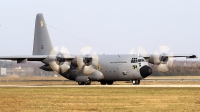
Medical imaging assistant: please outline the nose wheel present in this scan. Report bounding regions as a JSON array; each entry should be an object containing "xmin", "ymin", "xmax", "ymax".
[{"xmin": 132, "ymin": 79, "xmax": 140, "ymax": 85}]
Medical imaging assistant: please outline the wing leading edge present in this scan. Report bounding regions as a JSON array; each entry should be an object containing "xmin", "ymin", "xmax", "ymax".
[
  {"xmin": 0, "ymin": 55, "xmax": 75, "ymax": 63},
  {"xmin": 141, "ymin": 54, "xmax": 197, "ymax": 59}
]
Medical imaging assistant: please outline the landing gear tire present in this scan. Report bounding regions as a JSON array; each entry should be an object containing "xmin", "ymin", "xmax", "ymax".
[
  {"xmin": 106, "ymin": 81, "xmax": 113, "ymax": 85},
  {"xmin": 132, "ymin": 80, "xmax": 140, "ymax": 85},
  {"xmin": 100, "ymin": 81, "xmax": 106, "ymax": 85},
  {"xmin": 85, "ymin": 80, "xmax": 91, "ymax": 85},
  {"xmin": 78, "ymin": 82, "xmax": 85, "ymax": 85}
]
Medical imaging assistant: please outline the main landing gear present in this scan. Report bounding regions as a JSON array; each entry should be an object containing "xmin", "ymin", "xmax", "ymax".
[
  {"xmin": 132, "ymin": 79, "xmax": 140, "ymax": 85},
  {"xmin": 100, "ymin": 81, "xmax": 113, "ymax": 85},
  {"xmin": 78, "ymin": 80, "xmax": 91, "ymax": 85}
]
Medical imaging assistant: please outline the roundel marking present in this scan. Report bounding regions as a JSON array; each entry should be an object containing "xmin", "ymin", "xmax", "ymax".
[
  {"xmin": 98, "ymin": 64, "xmax": 101, "ymax": 70},
  {"xmin": 40, "ymin": 21, "xmax": 43, "ymax": 27}
]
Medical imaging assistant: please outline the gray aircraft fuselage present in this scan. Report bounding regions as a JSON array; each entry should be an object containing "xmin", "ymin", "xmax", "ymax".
[{"xmin": 64, "ymin": 54, "xmax": 151, "ymax": 82}]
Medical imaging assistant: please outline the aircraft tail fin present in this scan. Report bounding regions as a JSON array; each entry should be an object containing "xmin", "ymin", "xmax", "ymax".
[{"xmin": 32, "ymin": 13, "xmax": 53, "ymax": 55}]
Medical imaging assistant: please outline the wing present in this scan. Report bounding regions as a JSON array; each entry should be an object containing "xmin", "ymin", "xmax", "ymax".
[
  {"xmin": 140, "ymin": 54, "xmax": 197, "ymax": 65},
  {"xmin": 164, "ymin": 54, "xmax": 197, "ymax": 58},
  {"xmin": 0, "ymin": 55, "xmax": 75, "ymax": 63},
  {"xmin": 0, "ymin": 55, "xmax": 48, "ymax": 61},
  {"xmin": 141, "ymin": 54, "xmax": 197, "ymax": 59}
]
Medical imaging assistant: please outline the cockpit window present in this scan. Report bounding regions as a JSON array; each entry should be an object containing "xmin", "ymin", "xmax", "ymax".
[
  {"xmin": 138, "ymin": 59, "xmax": 145, "ymax": 62},
  {"xmin": 131, "ymin": 58, "xmax": 137, "ymax": 63},
  {"xmin": 131, "ymin": 58, "xmax": 145, "ymax": 63}
]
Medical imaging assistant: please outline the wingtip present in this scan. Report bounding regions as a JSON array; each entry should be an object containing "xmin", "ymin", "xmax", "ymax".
[{"xmin": 187, "ymin": 55, "xmax": 197, "ymax": 58}]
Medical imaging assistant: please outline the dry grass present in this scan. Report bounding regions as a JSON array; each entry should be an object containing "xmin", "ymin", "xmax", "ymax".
[{"xmin": 0, "ymin": 87, "xmax": 200, "ymax": 112}]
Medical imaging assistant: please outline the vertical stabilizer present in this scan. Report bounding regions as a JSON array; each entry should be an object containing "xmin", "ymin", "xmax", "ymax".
[{"xmin": 33, "ymin": 13, "xmax": 53, "ymax": 55}]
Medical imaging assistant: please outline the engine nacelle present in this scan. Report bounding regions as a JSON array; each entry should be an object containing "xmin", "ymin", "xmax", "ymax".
[
  {"xmin": 39, "ymin": 65, "xmax": 53, "ymax": 71},
  {"xmin": 75, "ymin": 70, "xmax": 104, "ymax": 82},
  {"xmin": 89, "ymin": 70, "xmax": 104, "ymax": 81},
  {"xmin": 71, "ymin": 57, "xmax": 77, "ymax": 65},
  {"xmin": 75, "ymin": 76, "xmax": 89, "ymax": 82}
]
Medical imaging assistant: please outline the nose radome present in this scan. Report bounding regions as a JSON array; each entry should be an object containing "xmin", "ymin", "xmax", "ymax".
[{"xmin": 140, "ymin": 66, "xmax": 152, "ymax": 78}]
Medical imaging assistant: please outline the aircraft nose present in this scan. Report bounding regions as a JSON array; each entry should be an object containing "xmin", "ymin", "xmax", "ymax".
[{"xmin": 140, "ymin": 66, "xmax": 152, "ymax": 78}]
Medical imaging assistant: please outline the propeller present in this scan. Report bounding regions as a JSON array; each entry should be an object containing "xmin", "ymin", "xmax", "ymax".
[
  {"xmin": 155, "ymin": 45, "xmax": 174, "ymax": 72},
  {"xmin": 49, "ymin": 46, "xmax": 71, "ymax": 73},
  {"xmin": 77, "ymin": 46, "xmax": 99, "ymax": 74},
  {"xmin": 129, "ymin": 46, "xmax": 148, "ymax": 56}
]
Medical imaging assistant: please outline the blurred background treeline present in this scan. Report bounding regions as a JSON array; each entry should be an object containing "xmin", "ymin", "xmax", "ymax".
[
  {"xmin": 0, "ymin": 60, "xmax": 200, "ymax": 76},
  {"xmin": 150, "ymin": 60, "xmax": 200, "ymax": 76}
]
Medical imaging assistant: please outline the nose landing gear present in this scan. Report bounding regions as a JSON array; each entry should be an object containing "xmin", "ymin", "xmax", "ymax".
[{"xmin": 132, "ymin": 79, "xmax": 140, "ymax": 85}]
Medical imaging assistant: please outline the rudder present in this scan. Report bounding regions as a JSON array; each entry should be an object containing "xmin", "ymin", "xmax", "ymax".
[{"xmin": 32, "ymin": 13, "xmax": 53, "ymax": 55}]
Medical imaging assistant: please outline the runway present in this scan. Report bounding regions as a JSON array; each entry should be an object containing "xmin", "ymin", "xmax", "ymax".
[
  {"xmin": 1, "ymin": 78, "xmax": 200, "ymax": 82},
  {"xmin": 0, "ymin": 85, "xmax": 200, "ymax": 87}
]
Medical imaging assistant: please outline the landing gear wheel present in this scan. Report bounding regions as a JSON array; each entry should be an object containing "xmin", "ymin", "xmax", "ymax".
[
  {"xmin": 106, "ymin": 81, "xmax": 113, "ymax": 85},
  {"xmin": 137, "ymin": 80, "xmax": 140, "ymax": 85},
  {"xmin": 78, "ymin": 82, "xmax": 85, "ymax": 85},
  {"xmin": 85, "ymin": 80, "xmax": 91, "ymax": 85},
  {"xmin": 132, "ymin": 80, "xmax": 140, "ymax": 85},
  {"xmin": 100, "ymin": 81, "xmax": 106, "ymax": 85}
]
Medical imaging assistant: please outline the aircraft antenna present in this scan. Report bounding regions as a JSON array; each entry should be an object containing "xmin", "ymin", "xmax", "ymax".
[{"xmin": 46, "ymin": 24, "xmax": 121, "ymax": 54}]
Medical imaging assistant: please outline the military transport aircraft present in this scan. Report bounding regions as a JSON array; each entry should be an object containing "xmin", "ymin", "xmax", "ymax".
[{"xmin": 0, "ymin": 13, "xmax": 196, "ymax": 85}]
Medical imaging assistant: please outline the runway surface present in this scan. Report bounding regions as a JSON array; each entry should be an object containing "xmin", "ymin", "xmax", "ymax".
[
  {"xmin": 1, "ymin": 78, "xmax": 200, "ymax": 82},
  {"xmin": 0, "ymin": 85, "xmax": 200, "ymax": 87}
]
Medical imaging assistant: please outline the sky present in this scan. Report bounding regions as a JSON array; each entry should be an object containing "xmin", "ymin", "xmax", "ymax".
[{"xmin": 0, "ymin": 0, "xmax": 200, "ymax": 60}]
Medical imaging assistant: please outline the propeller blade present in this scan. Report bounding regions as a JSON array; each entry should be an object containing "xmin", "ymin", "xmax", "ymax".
[
  {"xmin": 50, "ymin": 46, "xmax": 59, "ymax": 56},
  {"xmin": 81, "ymin": 46, "xmax": 92, "ymax": 55},
  {"xmin": 77, "ymin": 46, "xmax": 99, "ymax": 74},
  {"xmin": 138, "ymin": 46, "xmax": 148, "ymax": 54},
  {"xmin": 60, "ymin": 62, "xmax": 70, "ymax": 73},
  {"xmin": 167, "ymin": 53, "xmax": 174, "ymax": 67},
  {"xmin": 157, "ymin": 64, "xmax": 169, "ymax": 72},
  {"xmin": 155, "ymin": 45, "xmax": 174, "ymax": 72},
  {"xmin": 129, "ymin": 48, "xmax": 136, "ymax": 54},
  {"xmin": 129, "ymin": 46, "xmax": 147, "ymax": 55},
  {"xmin": 76, "ymin": 55, "xmax": 84, "ymax": 70},
  {"xmin": 83, "ymin": 66, "xmax": 96, "ymax": 74},
  {"xmin": 60, "ymin": 46, "xmax": 70, "ymax": 56},
  {"xmin": 159, "ymin": 45, "xmax": 170, "ymax": 53},
  {"xmin": 49, "ymin": 61, "xmax": 60, "ymax": 73}
]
